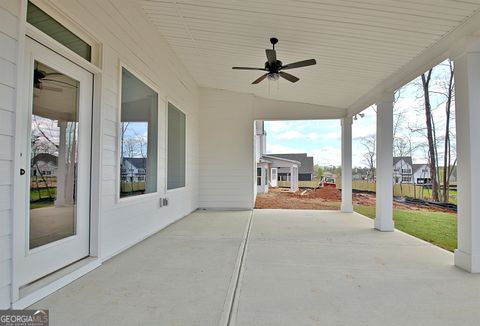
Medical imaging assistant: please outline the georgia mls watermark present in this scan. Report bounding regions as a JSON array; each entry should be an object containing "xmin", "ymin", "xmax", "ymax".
[{"xmin": 0, "ymin": 310, "xmax": 48, "ymax": 326}]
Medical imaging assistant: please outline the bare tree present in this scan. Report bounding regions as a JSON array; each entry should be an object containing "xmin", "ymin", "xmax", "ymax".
[
  {"xmin": 421, "ymin": 69, "xmax": 440, "ymax": 202},
  {"xmin": 360, "ymin": 135, "xmax": 376, "ymax": 182},
  {"xmin": 441, "ymin": 60, "xmax": 455, "ymax": 203}
]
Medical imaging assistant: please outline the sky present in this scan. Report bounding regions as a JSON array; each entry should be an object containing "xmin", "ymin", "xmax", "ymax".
[
  {"xmin": 264, "ymin": 60, "xmax": 455, "ymax": 168},
  {"xmin": 264, "ymin": 107, "xmax": 376, "ymax": 167}
]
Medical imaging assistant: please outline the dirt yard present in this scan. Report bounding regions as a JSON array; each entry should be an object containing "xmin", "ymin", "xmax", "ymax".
[{"xmin": 255, "ymin": 187, "xmax": 454, "ymax": 213}]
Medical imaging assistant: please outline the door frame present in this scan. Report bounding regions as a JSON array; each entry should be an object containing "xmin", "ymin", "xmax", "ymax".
[
  {"xmin": 16, "ymin": 37, "xmax": 93, "ymax": 284},
  {"xmin": 270, "ymin": 168, "xmax": 278, "ymax": 187},
  {"xmin": 11, "ymin": 5, "xmax": 103, "ymax": 305}
]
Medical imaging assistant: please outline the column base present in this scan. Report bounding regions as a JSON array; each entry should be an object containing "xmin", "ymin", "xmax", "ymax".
[
  {"xmin": 454, "ymin": 249, "xmax": 480, "ymax": 273},
  {"xmin": 341, "ymin": 204, "xmax": 353, "ymax": 213},
  {"xmin": 374, "ymin": 218, "xmax": 394, "ymax": 232}
]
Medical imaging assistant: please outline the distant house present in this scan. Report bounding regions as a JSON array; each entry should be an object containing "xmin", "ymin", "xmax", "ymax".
[
  {"xmin": 412, "ymin": 164, "xmax": 431, "ymax": 185},
  {"xmin": 121, "ymin": 158, "xmax": 146, "ymax": 183},
  {"xmin": 393, "ymin": 157, "xmax": 431, "ymax": 184},
  {"xmin": 393, "ymin": 156, "xmax": 413, "ymax": 184},
  {"xmin": 353, "ymin": 167, "xmax": 371, "ymax": 181},
  {"xmin": 267, "ymin": 153, "xmax": 314, "ymax": 181},
  {"xmin": 257, "ymin": 155, "xmax": 301, "ymax": 194},
  {"xmin": 254, "ymin": 121, "xmax": 315, "ymax": 193},
  {"xmin": 31, "ymin": 153, "xmax": 58, "ymax": 177}
]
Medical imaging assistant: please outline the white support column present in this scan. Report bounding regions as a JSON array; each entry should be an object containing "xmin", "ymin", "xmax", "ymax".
[
  {"xmin": 375, "ymin": 94, "xmax": 394, "ymax": 232},
  {"xmin": 341, "ymin": 116, "xmax": 353, "ymax": 213},
  {"xmin": 452, "ymin": 38, "xmax": 480, "ymax": 272},
  {"xmin": 290, "ymin": 166, "xmax": 299, "ymax": 191}
]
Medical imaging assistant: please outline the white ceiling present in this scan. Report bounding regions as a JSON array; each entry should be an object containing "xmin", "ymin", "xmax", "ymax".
[{"xmin": 139, "ymin": 0, "xmax": 480, "ymax": 110}]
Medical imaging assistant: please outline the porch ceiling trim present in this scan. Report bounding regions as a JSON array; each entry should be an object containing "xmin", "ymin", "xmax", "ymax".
[{"xmin": 347, "ymin": 8, "xmax": 480, "ymax": 115}]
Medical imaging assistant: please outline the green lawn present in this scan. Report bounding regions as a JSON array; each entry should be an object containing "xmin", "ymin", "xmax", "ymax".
[
  {"xmin": 354, "ymin": 205, "xmax": 457, "ymax": 252},
  {"xmin": 30, "ymin": 188, "xmax": 56, "ymax": 209},
  {"xmin": 30, "ymin": 187, "xmax": 56, "ymax": 202}
]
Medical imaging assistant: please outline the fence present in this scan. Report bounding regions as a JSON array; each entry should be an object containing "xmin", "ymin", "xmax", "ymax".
[
  {"xmin": 337, "ymin": 180, "xmax": 425, "ymax": 197},
  {"xmin": 120, "ymin": 182, "xmax": 146, "ymax": 193},
  {"xmin": 278, "ymin": 180, "xmax": 319, "ymax": 188},
  {"xmin": 278, "ymin": 180, "xmax": 454, "ymax": 202}
]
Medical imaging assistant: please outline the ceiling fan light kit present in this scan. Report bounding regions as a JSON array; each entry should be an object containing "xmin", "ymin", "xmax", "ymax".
[{"xmin": 232, "ymin": 37, "xmax": 316, "ymax": 84}]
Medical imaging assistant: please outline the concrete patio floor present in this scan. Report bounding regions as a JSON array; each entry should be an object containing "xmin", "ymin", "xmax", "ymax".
[{"xmin": 31, "ymin": 209, "xmax": 480, "ymax": 325}]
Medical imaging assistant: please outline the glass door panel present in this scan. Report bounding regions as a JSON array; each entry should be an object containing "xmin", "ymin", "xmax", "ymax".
[{"xmin": 29, "ymin": 61, "xmax": 79, "ymax": 249}]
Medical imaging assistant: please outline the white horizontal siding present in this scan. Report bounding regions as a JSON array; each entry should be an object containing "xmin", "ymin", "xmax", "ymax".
[
  {"xmin": 52, "ymin": 0, "xmax": 200, "ymax": 259},
  {"xmin": 0, "ymin": 83, "xmax": 15, "ymax": 111},
  {"xmin": 0, "ymin": 0, "xmax": 18, "ymax": 309},
  {"xmin": 199, "ymin": 88, "xmax": 255, "ymax": 209}
]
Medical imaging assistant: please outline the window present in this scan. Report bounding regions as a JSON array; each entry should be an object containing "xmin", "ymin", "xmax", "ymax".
[
  {"xmin": 120, "ymin": 68, "xmax": 158, "ymax": 198},
  {"xmin": 27, "ymin": 2, "xmax": 92, "ymax": 61},
  {"xmin": 402, "ymin": 169, "xmax": 412, "ymax": 174},
  {"xmin": 402, "ymin": 176, "xmax": 412, "ymax": 182},
  {"xmin": 167, "ymin": 103, "xmax": 186, "ymax": 190},
  {"xmin": 257, "ymin": 168, "xmax": 262, "ymax": 186}
]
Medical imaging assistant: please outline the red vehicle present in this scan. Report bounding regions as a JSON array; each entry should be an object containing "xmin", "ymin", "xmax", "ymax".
[{"xmin": 320, "ymin": 176, "xmax": 336, "ymax": 188}]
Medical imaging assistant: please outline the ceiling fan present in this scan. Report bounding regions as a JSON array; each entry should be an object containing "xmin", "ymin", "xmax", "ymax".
[
  {"xmin": 232, "ymin": 37, "xmax": 316, "ymax": 84},
  {"xmin": 34, "ymin": 68, "xmax": 64, "ymax": 92},
  {"xmin": 34, "ymin": 67, "xmax": 80, "ymax": 93}
]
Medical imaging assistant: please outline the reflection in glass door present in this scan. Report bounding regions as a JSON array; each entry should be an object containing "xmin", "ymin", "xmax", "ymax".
[{"xmin": 29, "ymin": 61, "xmax": 79, "ymax": 249}]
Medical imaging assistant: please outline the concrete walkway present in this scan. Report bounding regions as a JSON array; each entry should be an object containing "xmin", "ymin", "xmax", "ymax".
[{"xmin": 31, "ymin": 210, "xmax": 480, "ymax": 325}]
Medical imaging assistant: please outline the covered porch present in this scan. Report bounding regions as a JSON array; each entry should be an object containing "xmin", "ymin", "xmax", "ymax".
[
  {"xmin": 2, "ymin": 0, "xmax": 480, "ymax": 312},
  {"xmin": 31, "ymin": 210, "xmax": 480, "ymax": 325}
]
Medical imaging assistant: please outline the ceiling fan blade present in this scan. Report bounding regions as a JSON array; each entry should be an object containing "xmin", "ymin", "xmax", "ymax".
[
  {"xmin": 252, "ymin": 74, "xmax": 268, "ymax": 84},
  {"xmin": 279, "ymin": 72, "xmax": 299, "ymax": 83},
  {"xmin": 232, "ymin": 67, "xmax": 267, "ymax": 70},
  {"xmin": 281, "ymin": 59, "xmax": 316, "ymax": 70},
  {"xmin": 265, "ymin": 49, "xmax": 277, "ymax": 65}
]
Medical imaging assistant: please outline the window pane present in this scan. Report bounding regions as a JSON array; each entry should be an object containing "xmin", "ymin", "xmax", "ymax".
[
  {"xmin": 27, "ymin": 1, "xmax": 92, "ymax": 62},
  {"xmin": 120, "ymin": 68, "xmax": 158, "ymax": 198},
  {"xmin": 167, "ymin": 103, "xmax": 186, "ymax": 190},
  {"xmin": 29, "ymin": 61, "xmax": 80, "ymax": 249}
]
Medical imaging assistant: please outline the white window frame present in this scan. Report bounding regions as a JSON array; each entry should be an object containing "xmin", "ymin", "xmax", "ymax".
[
  {"xmin": 27, "ymin": 0, "xmax": 102, "ymax": 69},
  {"xmin": 165, "ymin": 99, "xmax": 187, "ymax": 193},
  {"xmin": 116, "ymin": 63, "xmax": 161, "ymax": 203}
]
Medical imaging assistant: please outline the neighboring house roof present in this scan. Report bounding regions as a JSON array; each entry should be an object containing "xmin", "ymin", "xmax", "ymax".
[
  {"xmin": 393, "ymin": 156, "xmax": 413, "ymax": 167},
  {"xmin": 122, "ymin": 157, "xmax": 146, "ymax": 169},
  {"xmin": 262, "ymin": 155, "xmax": 301, "ymax": 166},
  {"xmin": 258, "ymin": 157, "xmax": 273, "ymax": 164},
  {"xmin": 32, "ymin": 153, "xmax": 58, "ymax": 166},
  {"xmin": 412, "ymin": 164, "xmax": 428, "ymax": 173},
  {"xmin": 268, "ymin": 153, "xmax": 314, "ymax": 174}
]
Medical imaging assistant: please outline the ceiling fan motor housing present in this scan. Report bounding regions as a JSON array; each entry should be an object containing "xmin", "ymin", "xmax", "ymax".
[{"xmin": 265, "ymin": 60, "xmax": 282, "ymax": 72}]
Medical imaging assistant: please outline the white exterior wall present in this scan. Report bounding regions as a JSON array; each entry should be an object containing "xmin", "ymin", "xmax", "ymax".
[
  {"xmin": 413, "ymin": 165, "xmax": 430, "ymax": 183},
  {"xmin": 49, "ymin": 0, "xmax": 200, "ymax": 259},
  {"xmin": 393, "ymin": 159, "xmax": 413, "ymax": 184},
  {"xmin": 256, "ymin": 163, "xmax": 269, "ymax": 194},
  {"xmin": 199, "ymin": 89, "xmax": 255, "ymax": 209},
  {"xmin": 0, "ymin": 0, "xmax": 20, "ymax": 309},
  {"xmin": 1, "ymin": 0, "xmax": 200, "ymax": 306}
]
